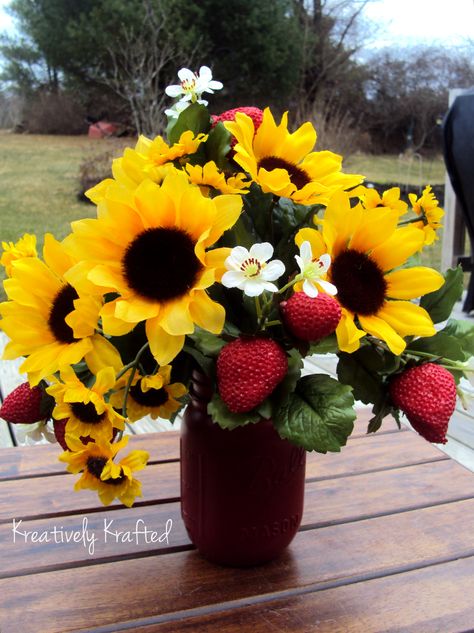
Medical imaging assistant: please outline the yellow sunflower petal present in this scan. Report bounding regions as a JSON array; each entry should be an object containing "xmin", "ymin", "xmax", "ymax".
[
  {"xmin": 358, "ymin": 314, "xmax": 406, "ymax": 355},
  {"xmin": 377, "ymin": 301, "xmax": 436, "ymax": 338},
  {"xmin": 369, "ymin": 226, "xmax": 425, "ymax": 272},
  {"xmin": 85, "ymin": 334, "xmax": 123, "ymax": 375},
  {"xmin": 146, "ymin": 317, "xmax": 185, "ymax": 365},
  {"xmin": 335, "ymin": 310, "xmax": 366, "ymax": 353},
  {"xmin": 385, "ymin": 267, "xmax": 444, "ymax": 300},
  {"xmin": 349, "ymin": 207, "xmax": 399, "ymax": 254},
  {"xmin": 189, "ymin": 291, "xmax": 225, "ymax": 334},
  {"xmin": 295, "ymin": 227, "xmax": 327, "ymax": 259}
]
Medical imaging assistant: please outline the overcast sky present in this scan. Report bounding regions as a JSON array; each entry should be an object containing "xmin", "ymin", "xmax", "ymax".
[{"xmin": 0, "ymin": 0, "xmax": 472, "ymax": 48}]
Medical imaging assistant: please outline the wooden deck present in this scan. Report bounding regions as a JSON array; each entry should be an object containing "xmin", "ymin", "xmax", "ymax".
[{"xmin": 1, "ymin": 416, "xmax": 474, "ymax": 632}]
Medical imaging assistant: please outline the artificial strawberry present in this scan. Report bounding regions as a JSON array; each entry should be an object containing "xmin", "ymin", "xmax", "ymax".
[
  {"xmin": 211, "ymin": 106, "xmax": 264, "ymax": 148},
  {"xmin": 280, "ymin": 292, "xmax": 342, "ymax": 342},
  {"xmin": 389, "ymin": 363, "xmax": 457, "ymax": 444},
  {"xmin": 0, "ymin": 382, "xmax": 46, "ymax": 424},
  {"xmin": 53, "ymin": 419, "xmax": 69, "ymax": 451},
  {"xmin": 217, "ymin": 337, "xmax": 288, "ymax": 413}
]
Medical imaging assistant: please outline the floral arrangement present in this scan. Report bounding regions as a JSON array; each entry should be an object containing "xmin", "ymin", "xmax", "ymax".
[{"xmin": 1, "ymin": 66, "xmax": 473, "ymax": 508}]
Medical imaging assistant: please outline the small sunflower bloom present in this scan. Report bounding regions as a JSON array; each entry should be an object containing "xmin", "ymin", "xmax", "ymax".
[
  {"xmin": 224, "ymin": 108, "xmax": 363, "ymax": 205},
  {"xmin": 0, "ymin": 234, "xmax": 121, "ymax": 385},
  {"xmin": 67, "ymin": 170, "xmax": 243, "ymax": 366},
  {"xmin": 221, "ymin": 243, "xmax": 285, "ymax": 297},
  {"xmin": 1, "ymin": 234, "xmax": 37, "ymax": 276},
  {"xmin": 296, "ymin": 190, "xmax": 445, "ymax": 355},
  {"xmin": 356, "ymin": 185, "xmax": 408, "ymax": 215},
  {"xmin": 111, "ymin": 365, "xmax": 186, "ymax": 422},
  {"xmin": 60, "ymin": 436, "xmax": 149, "ymax": 507},
  {"xmin": 185, "ymin": 161, "xmax": 250, "ymax": 195},
  {"xmin": 408, "ymin": 185, "xmax": 444, "ymax": 246},
  {"xmin": 294, "ymin": 241, "xmax": 337, "ymax": 298},
  {"xmin": 47, "ymin": 366, "xmax": 125, "ymax": 442}
]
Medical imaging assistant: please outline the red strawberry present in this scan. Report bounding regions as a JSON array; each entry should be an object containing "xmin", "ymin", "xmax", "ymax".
[
  {"xmin": 53, "ymin": 419, "xmax": 69, "ymax": 451},
  {"xmin": 280, "ymin": 292, "xmax": 342, "ymax": 342},
  {"xmin": 211, "ymin": 106, "xmax": 264, "ymax": 148},
  {"xmin": 389, "ymin": 363, "xmax": 457, "ymax": 444},
  {"xmin": 217, "ymin": 337, "xmax": 288, "ymax": 413},
  {"xmin": 0, "ymin": 382, "xmax": 45, "ymax": 424}
]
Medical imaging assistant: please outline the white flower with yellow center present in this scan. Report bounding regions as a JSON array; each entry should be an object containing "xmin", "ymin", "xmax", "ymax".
[
  {"xmin": 221, "ymin": 243, "xmax": 285, "ymax": 297},
  {"xmin": 165, "ymin": 66, "xmax": 223, "ymax": 113},
  {"xmin": 295, "ymin": 241, "xmax": 337, "ymax": 298}
]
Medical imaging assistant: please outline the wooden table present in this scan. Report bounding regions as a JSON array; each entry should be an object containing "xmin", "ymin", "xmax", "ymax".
[{"xmin": 0, "ymin": 413, "xmax": 473, "ymax": 633}]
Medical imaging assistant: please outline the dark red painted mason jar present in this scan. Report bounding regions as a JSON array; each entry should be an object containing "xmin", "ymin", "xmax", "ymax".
[{"xmin": 180, "ymin": 371, "xmax": 306, "ymax": 566}]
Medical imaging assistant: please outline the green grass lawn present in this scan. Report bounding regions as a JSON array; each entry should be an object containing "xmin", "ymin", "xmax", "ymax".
[{"xmin": 0, "ymin": 133, "xmax": 447, "ymax": 300}]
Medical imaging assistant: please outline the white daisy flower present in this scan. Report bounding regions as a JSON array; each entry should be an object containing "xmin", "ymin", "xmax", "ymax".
[
  {"xmin": 221, "ymin": 243, "xmax": 285, "ymax": 297},
  {"xmin": 165, "ymin": 66, "xmax": 223, "ymax": 108},
  {"xmin": 14, "ymin": 420, "xmax": 56, "ymax": 445},
  {"xmin": 295, "ymin": 240, "xmax": 337, "ymax": 298}
]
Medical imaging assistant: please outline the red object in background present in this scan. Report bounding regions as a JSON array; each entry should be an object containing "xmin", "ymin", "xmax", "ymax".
[
  {"xmin": 88, "ymin": 121, "xmax": 118, "ymax": 139},
  {"xmin": 180, "ymin": 371, "xmax": 306, "ymax": 567}
]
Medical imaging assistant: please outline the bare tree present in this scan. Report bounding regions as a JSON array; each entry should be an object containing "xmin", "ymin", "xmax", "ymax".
[{"xmin": 99, "ymin": 0, "xmax": 192, "ymax": 136}]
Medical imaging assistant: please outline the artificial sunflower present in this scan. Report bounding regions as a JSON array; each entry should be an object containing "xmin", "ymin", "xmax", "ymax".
[
  {"xmin": 87, "ymin": 131, "xmax": 208, "ymax": 204},
  {"xmin": 47, "ymin": 365, "xmax": 125, "ymax": 442},
  {"xmin": 355, "ymin": 185, "xmax": 408, "ymax": 215},
  {"xmin": 1, "ymin": 233, "xmax": 37, "ymax": 277},
  {"xmin": 223, "ymin": 107, "xmax": 363, "ymax": 205},
  {"xmin": 295, "ymin": 190, "xmax": 445, "ymax": 355},
  {"xmin": 67, "ymin": 169, "xmax": 243, "ymax": 365},
  {"xmin": 59, "ymin": 436, "xmax": 149, "ymax": 507},
  {"xmin": 185, "ymin": 161, "xmax": 249, "ymax": 195},
  {"xmin": 408, "ymin": 185, "xmax": 444, "ymax": 245},
  {"xmin": 110, "ymin": 365, "xmax": 186, "ymax": 422},
  {"xmin": 0, "ymin": 234, "xmax": 121, "ymax": 385}
]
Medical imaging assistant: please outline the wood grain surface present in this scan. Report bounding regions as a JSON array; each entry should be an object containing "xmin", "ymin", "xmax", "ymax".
[{"xmin": 0, "ymin": 415, "xmax": 473, "ymax": 633}]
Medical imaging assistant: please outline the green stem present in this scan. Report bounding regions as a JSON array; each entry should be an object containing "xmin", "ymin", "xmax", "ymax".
[
  {"xmin": 116, "ymin": 341, "xmax": 150, "ymax": 441},
  {"xmin": 255, "ymin": 295, "xmax": 262, "ymax": 320},
  {"xmin": 398, "ymin": 215, "xmax": 425, "ymax": 227},
  {"xmin": 264, "ymin": 319, "xmax": 282, "ymax": 328},
  {"xmin": 278, "ymin": 276, "xmax": 300, "ymax": 295}
]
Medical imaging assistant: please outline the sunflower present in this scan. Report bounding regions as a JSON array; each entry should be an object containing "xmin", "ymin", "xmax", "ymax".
[
  {"xmin": 47, "ymin": 365, "xmax": 125, "ymax": 442},
  {"xmin": 223, "ymin": 108, "xmax": 363, "ymax": 205},
  {"xmin": 1, "ymin": 233, "xmax": 37, "ymax": 277},
  {"xmin": 295, "ymin": 190, "xmax": 445, "ymax": 355},
  {"xmin": 408, "ymin": 185, "xmax": 444, "ymax": 245},
  {"xmin": 67, "ymin": 169, "xmax": 242, "ymax": 366},
  {"xmin": 185, "ymin": 161, "xmax": 249, "ymax": 195},
  {"xmin": 110, "ymin": 365, "xmax": 186, "ymax": 422},
  {"xmin": 59, "ymin": 436, "xmax": 149, "ymax": 507},
  {"xmin": 355, "ymin": 185, "xmax": 408, "ymax": 215},
  {"xmin": 0, "ymin": 234, "xmax": 121, "ymax": 385}
]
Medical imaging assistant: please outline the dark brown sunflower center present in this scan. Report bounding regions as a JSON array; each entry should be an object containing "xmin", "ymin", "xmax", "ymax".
[
  {"xmin": 86, "ymin": 456, "xmax": 126, "ymax": 485},
  {"xmin": 258, "ymin": 156, "xmax": 311, "ymax": 190},
  {"xmin": 130, "ymin": 382, "xmax": 169, "ymax": 407},
  {"xmin": 70, "ymin": 402, "xmax": 106, "ymax": 424},
  {"xmin": 330, "ymin": 249, "xmax": 387, "ymax": 316},
  {"xmin": 48, "ymin": 284, "xmax": 79, "ymax": 344},
  {"xmin": 122, "ymin": 227, "xmax": 203, "ymax": 302}
]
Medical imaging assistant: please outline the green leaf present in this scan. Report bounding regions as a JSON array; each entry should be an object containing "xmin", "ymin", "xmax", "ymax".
[
  {"xmin": 242, "ymin": 183, "xmax": 274, "ymax": 241},
  {"xmin": 208, "ymin": 394, "xmax": 260, "ymax": 430},
  {"xmin": 408, "ymin": 331, "xmax": 466, "ymax": 362},
  {"xmin": 205, "ymin": 122, "xmax": 232, "ymax": 170},
  {"xmin": 420, "ymin": 267, "xmax": 464, "ymax": 324},
  {"xmin": 309, "ymin": 334, "xmax": 339, "ymax": 355},
  {"xmin": 182, "ymin": 346, "xmax": 215, "ymax": 380},
  {"xmin": 189, "ymin": 327, "xmax": 226, "ymax": 357},
  {"xmin": 337, "ymin": 349, "xmax": 385, "ymax": 406},
  {"xmin": 167, "ymin": 103, "xmax": 210, "ymax": 145},
  {"xmin": 274, "ymin": 374, "xmax": 355, "ymax": 453},
  {"xmin": 443, "ymin": 318, "xmax": 474, "ymax": 359}
]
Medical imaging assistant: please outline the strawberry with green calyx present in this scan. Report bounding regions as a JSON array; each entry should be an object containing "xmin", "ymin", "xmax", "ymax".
[
  {"xmin": 0, "ymin": 381, "xmax": 54, "ymax": 425},
  {"xmin": 280, "ymin": 292, "xmax": 341, "ymax": 342},
  {"xmin": 217, "ymin": 337, "xmax": 288, "ymax": 413},
  {"xmin": 389, "ymin": 363, "xmax": 457, "ymax": 444}
]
